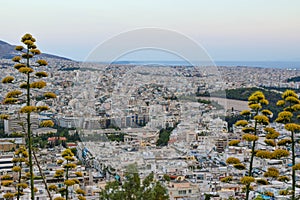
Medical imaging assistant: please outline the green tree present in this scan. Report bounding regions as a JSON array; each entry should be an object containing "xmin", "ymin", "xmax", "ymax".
[
  {"xmin": 0, "ymin": 33, "xmax": 56, "ymax": 200},
  {"xmin": 99, "ymin": 164, "xmax": 169, "ymax": 200},
  {"xmin": 100, "ymin": 181, "xmax": 124, "ymax": 200},
  {"xmin": 156, "ymin": 125, "xmax": 177, "ymax": 146},
  {"xmin": 276, "ymin": 90, "xmax": 300, "ymax": 199}
]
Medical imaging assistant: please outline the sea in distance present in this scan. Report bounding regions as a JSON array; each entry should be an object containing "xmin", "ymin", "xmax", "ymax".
[{"xmin": 111, "ymin": 60, "xmax": 300, "ymax": 69}]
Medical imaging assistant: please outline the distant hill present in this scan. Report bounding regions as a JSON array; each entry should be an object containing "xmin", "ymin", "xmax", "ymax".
[{"xmin": 0, "ymin": 40, "xmax": 71, "ymax": 60}]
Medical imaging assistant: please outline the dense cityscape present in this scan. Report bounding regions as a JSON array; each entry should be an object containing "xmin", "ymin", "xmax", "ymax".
[
  {"xmin": 1, "ymin": 44, "xmax": 300, "ymax": 199},
  {"xmin": 1, "ymin": 0, "xmax": 300, "ymax": 199}
]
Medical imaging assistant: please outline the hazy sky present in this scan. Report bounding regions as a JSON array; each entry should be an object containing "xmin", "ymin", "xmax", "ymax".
[{"xmin": 0, "ymin": 0, "xmax": 299, "ymax": 61}]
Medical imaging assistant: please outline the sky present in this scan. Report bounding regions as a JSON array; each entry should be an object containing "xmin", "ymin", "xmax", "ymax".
[{"xmin": 0, "ymin": 0, "xmax": 300, "ymax": 62}]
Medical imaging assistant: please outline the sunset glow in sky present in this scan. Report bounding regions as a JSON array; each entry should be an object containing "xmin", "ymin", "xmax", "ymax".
[{"xmin": 1, "ymin": 0, "xmax": 299, "ymax": 61}]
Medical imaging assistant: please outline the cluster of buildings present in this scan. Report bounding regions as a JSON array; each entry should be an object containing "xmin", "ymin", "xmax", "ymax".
[
  {"xmin": 0, "ymin": 145, "xmax": 97, "ymax": 199},
  {"xmin": 0, "ymin": 58, "xmax": 300, "ymax": 199}
]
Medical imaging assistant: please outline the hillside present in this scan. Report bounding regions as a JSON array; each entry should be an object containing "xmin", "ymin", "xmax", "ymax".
[
  {"xmin": 0, "ymin": 39, "xmax": 71, "ymax": 60},
  {"xmin": 198, "ymin": 87, "xmax": 287, "ymax": 122}
]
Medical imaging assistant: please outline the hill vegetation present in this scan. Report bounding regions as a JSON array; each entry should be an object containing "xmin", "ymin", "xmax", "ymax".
[
  {"xmin": 286, "ymin": 76, "xmax": 300, "ymax": 83},
  {"xmin": 199, "ymin": 87, "xmax": 283, "ymax": 122}
]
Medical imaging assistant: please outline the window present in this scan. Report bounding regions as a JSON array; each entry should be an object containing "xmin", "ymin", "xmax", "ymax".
[
  {"xmin": 197, "ymin": 175, "xmax": 204, "ymax": 180},
  {"xmin": 178, "ymin": 190, "xmax": 186, "ymax": 195}
]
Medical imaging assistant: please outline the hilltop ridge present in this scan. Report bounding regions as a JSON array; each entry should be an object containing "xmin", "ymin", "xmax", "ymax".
[{"xmin": 0, "ymin": 39, "xmax": 71, "ymax": 60}]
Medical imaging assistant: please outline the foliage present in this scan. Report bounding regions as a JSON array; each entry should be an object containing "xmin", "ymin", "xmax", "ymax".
[
  {"xmin": 275, "ymin": 90, "xmax": 300, "ymax": 200},
  {"xmin": 276, "ymin": 111, "xmax": 293, "ymax": 123},
  {"xmin": 156, "ymin": 124, "xmax": 177, "ymax": 146},
  {"xmin": 32, "ymin": 126, "xmax": 81, "ymax": 148},
  {"xmin": 13, "ymin": 146, "xmax": 29, "ymax": 200},
  {"xmin": 226, "ymin": 157, "xmax": 240, "ymax": 165},
  {"xmin": 265, "ymin": 130, "xmax": 280, "ymax": 139},
  {"xmin": 199, "ymin": 87, "xmax": 283, "ymax": 120},
  {"xmin": 197, "ymin": 99, "xmax": 224, "ymax": 110},
  {"xmin": 53, "ymin": 148, "xmax": 84, "ymax": 199},
  {"xmin": 285, "ymin": 123, "xmax": 300, "ymax": 132},
  {"xmin": 264, "ymin": 191, "xmax": 274, "ymax": 197},
  {"xmin": 278, "ymin": 176, "xmax": 290, "ymax": 182},
  {"xmin": 228, "ymin": 140, "xmax": 240, "ymax": 146},
  {"xmin": 3, "ymin": 192, "xmax": 15, "ymax": 199},
  {"xmin": 242, "ymin": 134, "xmax": 258, "ymax": 142},
  {"xmin": 1, "ymin": 174, "xmax": 12, "ymax": 180},
  {"xmin": 1, "ymin": 180, "xmax": 13, "ymax": 187},
  {"xmin": 107, "ymin": 133, "xmax": 126, "ymax": 142},
  {"xmin": 225, "ymin": 114, "xmax": 245, "ymax": 131},
  {"xmin": 48, "ymin": 184, "xmax": 58, "ymax": 192},
  {"xmin": 99, "ymin": 164, "xmax": 169, "ymax": 200},
  {"xmin": 253, "ymin": 195, "xmax": 264, "ymax": 200},
  {"xmin": 197, "ymin": 98, "xmax": 211, "ymax": 104},
  {"xmin": 253, "ymin": 115, "xmax": 269, "ymax": 125},
  {"xmin": 233, "ymin": 163, "xmax": 246, "ymax": 170},
  {"xmin": 75, "ymin": 171, "xmax": 83, "ymax": 177},
  {"xmin": 264, "ymin": 167, "xmax": 279, "ymax": 179},
  {"xmin": 240, "ymin": 176, "xmax": 255, "ymax": 185},
  {"xmin": 220, "ymin": 176, "xmax": 233, "ymax": 183},
  {"xmin": 58, "ymin": 188, "xmax": 66, "ymax": 197},
  {"xmin": 279, "ymin": 189, "xmax": 292, "ymax": 195},
  {"xmin": 256, "ymin": 179, "xmax": 268, "ymax": 185},
  {"xmin": 53, "ymin": 197, "xmax": 65, "ymax": 200},
  {"xmin": 78, "ymin": 196, "xmax": 86, "ymax": 200},
  {"xmin": 240, "ymin": 110, "xmax": 251, "ymax": 116},
  {"xmin": 227, "ymin": 91, "xmax": 272, "ymax": 200},
  {"xmin": 0, "ymin": 33, "xmax": 54, "ymax": 200},
  {"xmin": 286, "ymin": 76, "xmax": 300, "ymax": 83},
  {"xmin": 54, "ymin": 169, "xmax": 64, "ymax": 178},
  {"xmin": 292, "ymin": 163, "xmax": 300, "ymax": 171},
  {"xmin": 242, "ymin": 127, "xmax": 255, "ymax": 133},
  {"xmin": 271, "ymin": 149, "xmax": 289, "ymax": 159},
  {"xmin": 40, "ymin": 120, "xmax": 54, "ymax": 127},
  {"xmin": 277, "ymin": 138, "xmax": 292, "ymax": 146},
  {"xmin": 256, "ymin": 150, "xmax": 272, "ymax": 159},
  {"xmin": 264, "ymin": 139, "xmax": 276, "ymax": 147},
  {"xmin": 76, "ymin": 188, "xmax": 86, "ymax": 195},
  {"xmin": 235, "ymin": 120, "xmax": 248, "ymax": 127},
  {"xmin": 163, "ymin": 174, "xmax": 171, "ymax": 182}
]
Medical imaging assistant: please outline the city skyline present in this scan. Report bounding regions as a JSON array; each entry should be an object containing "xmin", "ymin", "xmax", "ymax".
[{"xmin": 0, "ymin": 0, "xmax": 300, "ymax": 61}]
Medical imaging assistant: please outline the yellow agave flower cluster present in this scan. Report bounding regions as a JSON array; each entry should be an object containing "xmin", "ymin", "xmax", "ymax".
[
  {"xmin": 276, "ymin": 90, "xmax": 300, "ymax": 123},
  {"xmin": 1, "ymin": 34, "xmax": 56, "ymax": 126},
  {"xmin": 226, "ymin": 91, "xmax": 286, "ymax": 198},
  {"xmin": 54, "ymin": 149, "xmax": 86, "ymax": 200}
]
